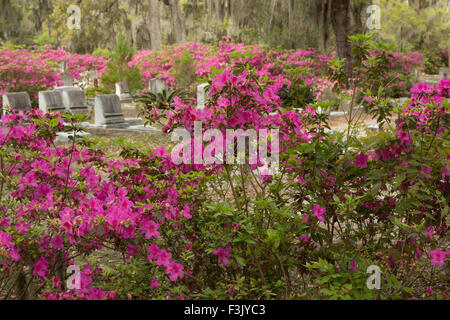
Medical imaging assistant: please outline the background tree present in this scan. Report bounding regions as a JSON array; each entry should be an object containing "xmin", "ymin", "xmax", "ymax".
[
  {"xmin": 148, "ymin": 0, "xmax": 162, "ymax": 49},
  {"xmin": 0, "ymin": 0, "xmax": 448, "ymax": 72}
]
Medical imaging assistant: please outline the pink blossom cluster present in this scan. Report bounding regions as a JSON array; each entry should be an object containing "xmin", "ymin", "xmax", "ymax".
[
  {"xmin": 0, "ymin": 110, "xmax": 204, "ymax": 299},
  {"xmin": 0, "ymin": 45, "xmax": 107, "ymax": 106}
]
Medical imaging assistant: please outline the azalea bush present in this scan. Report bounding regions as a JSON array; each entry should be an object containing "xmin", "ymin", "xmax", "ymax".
[
  {"xmin": 0, "ymin": 45, "xmax": 107, "ymax": 107},
  {"xmin": 129, "ymin": 38, "xmax": 421, "ymax": 105},
  {"xmin": 132, "ymin": 40, "xmax": 448, "ymax": 299}
]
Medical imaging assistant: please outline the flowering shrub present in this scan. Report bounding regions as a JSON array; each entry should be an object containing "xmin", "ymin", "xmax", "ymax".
[
  {"xmin": 129, "ymin": 38, "xmax": 421, "ymax": 105},
  {"xmin": 0, "ymin": 46, "xmax": 107, "ymax": 107}
]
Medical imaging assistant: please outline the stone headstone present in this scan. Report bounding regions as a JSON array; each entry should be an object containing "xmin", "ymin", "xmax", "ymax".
[
  {"xmin": 89, "ymin": 71, "xmax": 99, "ymax": 88},
  {"xmin": 115, "ymin": 81, "xmax": 133, "ymax": 103},
  {"xmin": 197, "ymin": 83, "xmax": 209, "ymax": 110},
  {"xmin": 2, "ymin": 92, "xmax": 32, "ymax": 114},
  {"xmin": 62, "ymin": 90, "xmax": 89, "ymax": 116},
  {"xmin": 439, "ymin": 67, "xmax": 449, "ymax": 80},
  {"xmin": 319, "ymin": 87, "xmax": 336, "ymax": 102},
  {"xmin": 62, "ymin": 73, "xmax": 73, "ymax": 87},
  {"xmin": 94, "ymin": 94, "xmax": 127, "ymax": 128},
  {"xmin": 148, "ymin": 78, "xmax": 168, "ymax": 94},
  {"xmin": 59, "ymin": 61, "xmax": 67, "ymax": 73},
  {"xmin": 39, "ymin": 91, "xmax": 65, "ymax": 114}
]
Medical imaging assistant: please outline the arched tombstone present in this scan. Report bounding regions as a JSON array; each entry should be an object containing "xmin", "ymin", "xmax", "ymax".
[
  {"xmin": 148, "ymin": 78, "xmax": 168, "ymax": 94},
  {"xmin": 2, "ymin": 92, "xmax": 32, "ymax": 115},
  {"xmin": 94, "ymin": 94, "xmax": 127, "ymax": 128},
  {"xmin": 39, "ymin": 91, "xmax": 65, "ymax": 114},
  {"xmin": 197, "ymin": 83, "xmax": 210, "ymax": 110}
]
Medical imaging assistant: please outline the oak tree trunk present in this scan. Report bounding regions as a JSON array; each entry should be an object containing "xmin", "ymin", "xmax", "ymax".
[
  {"xmin": 169, "ymin": 0, "xmax": 187, "ymax": 43},
  {"xmin": 330, "ymin": 0, "xmax": 353, "ymax": 78},
  {"xmin": 148, "ymin": 0, "xmax": 162, "ymax": 49}
]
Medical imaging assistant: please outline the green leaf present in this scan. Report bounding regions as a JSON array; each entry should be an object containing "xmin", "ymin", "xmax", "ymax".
[{"xmin": 235, "ymin": 256, "xmax": 246, "ymax": 267}]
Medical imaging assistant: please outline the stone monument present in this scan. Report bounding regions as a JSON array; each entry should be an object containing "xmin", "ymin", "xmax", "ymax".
[
  {"xmin": 62, "ymin": 90, "xmax": 89, "ymax": 116},
  {"xmin": 94, "ymin": 94, "xmax": 127, "ymax": 128},
  {"xmin": 38, "ymin": 91, "xmax": 65, "ymax": 114},
  {"xmin": 2, "ymin": 92, "xmax": 32, "ymax": 114},
  {"xmin": 62, "ymin": 73, "xmax": 74, "ymax": 87},
  {"xmin": 197, "ymin": 83, "xmax": 209, "ymax": 110},
  {"xmin": 148, "ymin": 78, "xmax": 168, "ymax": 94},
  {"xmin": 115, "ymin": 81, "xmax": 133, "ymax": 103}
]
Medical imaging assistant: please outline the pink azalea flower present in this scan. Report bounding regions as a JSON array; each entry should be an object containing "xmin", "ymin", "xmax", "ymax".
[
  {"xmin": 312, "ymin": 204, "xmax": 326, "ymax": 222},
  {"xmin": 213, "ymin": 244, "xmax": 232, "ymax": 266},
  {"xmin": 354, "ymin": 152, "xmax": 369, "ymax": 168},
  {"xmin": 140, "ymin": 220, "xmax": 160, "ymax": 239},
  {"xmin": 33, "ymin": 257, "xmax": 49, "ymax": 278},
  {"xmin": 429, "ymin": 248, "xmax": 449, "ymax": 267},
  {"xmin": 155, "ymin": 249, "xmax": 172, "ymax": 267},
  {"xmin": 165, "ymin": 262, "xmax": 184, "ymax": 282},
  {"xmin": 182, "ymin": 204, "xmax": 192, "ymax": 219},
  {"xmin": 350, "ymin": 259, "xmax": 359, "ymax": 271},
  {"xmin": 52, "ymin": 277, "xmax": 61, "ymax": 290},
  {"xmin": 147, "ymin": 243, "xmax": 161, "ymax": 261},
  {"xmin": 396, "ymin": 130, "xmax": 412, "ymax": 145},
  {"xmin": 305, "ymin": 106, "xmax": 316, "ymax": 116},
  {"xmin": 150, "ymin": 277, "xmax": 160, "ymax": 289}
]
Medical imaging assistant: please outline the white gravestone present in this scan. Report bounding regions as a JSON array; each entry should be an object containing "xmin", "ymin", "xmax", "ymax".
[
  {"xmin": 39, "ymin": 91, "xmax": 65, "ymax": 114},
  {"xmin": 115, "ymin": 81, "xmax": 133, "ymax": 103},
  {"xmin": 94, "ymin": 94, "xmax": 127, "ymax": 128},
  {"xmin": 2, "ymin": 92, "xmax": 32, "ymax": 114},
  {"xmin": 59, "ymin": 61, "xmax": 67, "ymax": 73},
  {"xmin": 148, "ymin": 78, "xmax": 168, "ymax": 94},
  {"xmin": 197, "ymin": 83, "xmax": 210, "ymax": 110},
  {"xmin": 62, "ymin": 90, "xmax": 89, "ymax": 116},
  {"xmin": 62, "ymin": 73, "xmax": 73, "ymax": 87}
]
